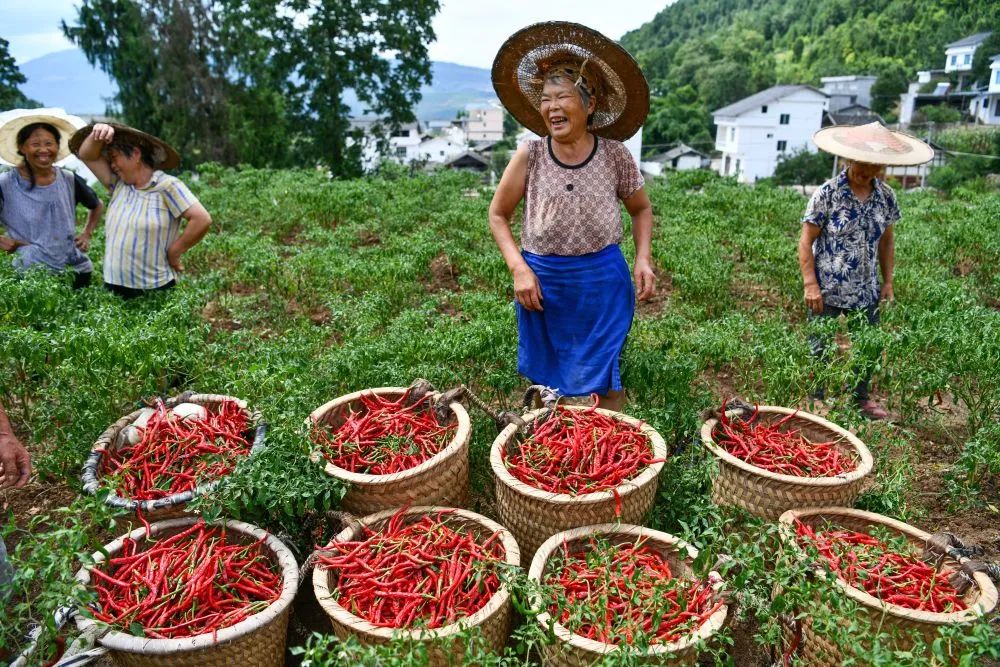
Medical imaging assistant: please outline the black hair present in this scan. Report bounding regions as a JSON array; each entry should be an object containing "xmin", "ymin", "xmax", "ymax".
[
  {"xmin": 106, "ymin": 137, "xmax": 156, "ymax": 169},
  {"xmin": 15, "ymin": 122, "xmax": 61, "ymax": 190}
]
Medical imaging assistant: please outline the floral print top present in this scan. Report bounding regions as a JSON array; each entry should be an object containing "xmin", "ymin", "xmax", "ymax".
[{"xmin": 802, "ymin": 169, "xmax": 900, "ymax": 309}]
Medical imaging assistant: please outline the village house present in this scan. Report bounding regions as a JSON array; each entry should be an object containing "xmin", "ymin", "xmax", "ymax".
[
  {"xmin": 969, "ymin": 54, "xmax": 1000, "ymax": 125},
  {"xmin": 462, "ymin": 103, "xmax": 504, "ymax": 142},
  {"xmin": 712, "ymin": 85, "xmax": 828, "ymax": 183},
  {"xmin": 899, "ymin": 32, "xmax": 994, "ymax": 125},
  {"xmin": 820, "ymin": 75, "xmax": 877, "ymax": 113},
  {"xmin": 640, "ymin": 143, "xmax": 708, "ymax": 177}
]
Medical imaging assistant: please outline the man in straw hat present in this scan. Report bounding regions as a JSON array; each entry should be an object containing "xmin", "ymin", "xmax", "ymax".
[
  {"xmin": 0, "ymin": 110, "xmax": 104, "ymax": 288},
  {"xmin": 488, "ymin": 22, "xmax": 654, "ymax": 412},
  {"xmin": 72, "ymin": 122, "xmax": 212, "ymax": 298},
  {"xmin": 800, "ymin": 122, "xmax": 934, "ymax": 420}
]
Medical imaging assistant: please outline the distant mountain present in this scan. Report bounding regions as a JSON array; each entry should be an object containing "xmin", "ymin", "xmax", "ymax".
[
  {"xmin": 19, "ymin": 48, "xmax": 494, "ymax": 121},
  {"xmin": 20, "ymin": 49, "xmax": 116, "ymax": 115}
]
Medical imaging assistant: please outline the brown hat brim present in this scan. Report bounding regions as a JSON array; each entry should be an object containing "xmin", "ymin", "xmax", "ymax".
[
  {"xmin": 69, "ymin": 123, "xmax": 181, "ymax": 170},
  {"xmin": 492, "ymin": 22, "xmax": 649, "ymax": 142}
]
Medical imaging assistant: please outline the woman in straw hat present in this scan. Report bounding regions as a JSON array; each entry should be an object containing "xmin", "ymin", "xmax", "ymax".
[
  {"xmin": 488, "ymin": 22, "xmax": 655, "ymax": 412},
  {"xmin": 72, "ymin": 122, "xmax": 211, "ymax": 298},
  {"xmin": 800, "ymin": 121, "xmax": 933, "ymax": 420},
  {"xmin": 0, "ymin": 112, "xmax": 104, "ymax": 288}
]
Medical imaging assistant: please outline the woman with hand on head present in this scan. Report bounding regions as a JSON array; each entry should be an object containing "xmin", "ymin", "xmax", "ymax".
[
  {"xmin": 0, "ymin": 113, "xmax": 104, "ymax": 288},
  {"xmin": 72, "ymin": 122, "xmax": 211, "ymax": 298},
  {"xmin": 489, "ymin": 22, "xmax": 654, "ymax": 412}
]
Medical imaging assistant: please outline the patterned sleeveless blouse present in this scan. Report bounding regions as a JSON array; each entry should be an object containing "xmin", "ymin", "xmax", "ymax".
[{"xmin": 522, "ymin": 136, "xmax": 644, "ymax": 256}]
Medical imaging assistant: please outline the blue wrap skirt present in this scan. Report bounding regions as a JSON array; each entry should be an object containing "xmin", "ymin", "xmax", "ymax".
[{"xmin": 516, "ymin": 244, "xmax": 635, "ymax": 396}]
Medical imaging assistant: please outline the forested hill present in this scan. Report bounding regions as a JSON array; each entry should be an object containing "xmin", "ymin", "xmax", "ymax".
[{"xmin": 620, "ymin": 0, "xmax": 1000, "ymax": 152}]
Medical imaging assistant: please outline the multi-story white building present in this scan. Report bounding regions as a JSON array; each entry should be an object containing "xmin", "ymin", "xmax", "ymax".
[
  {"xmin": 414, "ymin": 136, "xmax": 467, "ymax": 163},
  {"xmin": 462, "ymin": 103, "xmax": 504, "ymax": 142},
  {"xmin": 820, "ymin": 75, "xmax": 877, "ymax": 113},
  {"xmin": 969, "ymin": 54, "xmax": 1000, "ymax": 125},
  {"xmin": 347, "ymin": 119, "xmax": 425, "ymax": 171},
  {"xmin": 945, "ymin": 32, "xmax": 991, "ymax": 74},
  {"xmin": 712, "ymin": 85, "xmax": 828, "ymax": 183}
]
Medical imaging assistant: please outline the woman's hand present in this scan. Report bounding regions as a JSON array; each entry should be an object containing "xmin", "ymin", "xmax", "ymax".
[
  {"xmin": 880, "ymin": 282, "xmax": 895, "ymax": 303},
  {"xmin": 634, "ymin": 258, "xmax": 656, "ymax": 301},
  {"xmin": 804, "ymin": 283, "xmax": 824, "ymax": 313},
  {"xmin": 167, "ymin": 242, "xmax": 185, "ymax": 273},
  {"xmin": 513, "ymin": 265, "xmax": 543, "ymax": 312},
  {"xmin": 90, "ymin": 123, "xmax": 116, "ymax": 143},
  {"xmin": 74, "ymin": 232, "xmax": 92, "ymax": 252},
  {"xmin": 0, "ymin": 236, "xmax": 23, "ymax": 253}
]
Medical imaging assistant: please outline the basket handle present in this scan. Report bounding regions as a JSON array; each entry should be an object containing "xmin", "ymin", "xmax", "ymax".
[
  {"xmin": 702, "ymin": 397, "xmax": 755, "ymax": 423},
  {"xmin": 298, "ymin": 510, "xmax": 363, "ymax": 582},
  {"xmin": 923, "ymin": 531, "xmax": 998, "ymax": 595}
]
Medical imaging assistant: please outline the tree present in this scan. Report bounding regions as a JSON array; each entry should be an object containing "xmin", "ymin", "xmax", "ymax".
[
  {"xmin": 870, "ymin": 61, "xmax": 910, "ymax": 116},
  {"xmin": 970, "ymin": 31, "xmax": 1000, "ymax": 88},
  {"xmin": 0, "ymin": 37, "xmax": 39, "ymax": 109},
  {"xmin": 773, "ymin": 148, "xmax": 833, "ymax": 190}
]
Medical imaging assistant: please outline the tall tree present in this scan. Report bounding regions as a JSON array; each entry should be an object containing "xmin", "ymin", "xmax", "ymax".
[{"xmin": 0, "ymin": 37, "xmax": 39, "ymax": 109}]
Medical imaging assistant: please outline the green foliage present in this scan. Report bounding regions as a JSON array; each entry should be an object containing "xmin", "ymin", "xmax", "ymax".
[
  {"xmin": 917, "ymin": 105, "xmax": 963, "ymax": 124},
  {"xmin": 0, "ymin": 37, "xmax": 39, "ymax": 109},
  {"xmin": 773, "ymin": 148, "xmax": 833, "ymax": 187},
  {"xmin": 945, "ymin": 422, "xmax": 1000, "ymax": 508},
  {"xmin": 623, "ymin": 0, "xmax": 1000, "ymax": 149},
  {"xmin": 969, "ymin": 31, "xmax": 1000, "ymax": 88},
  {"xmin": 62, "ymin": 0, "xmax": 440, "ymax": 174}
]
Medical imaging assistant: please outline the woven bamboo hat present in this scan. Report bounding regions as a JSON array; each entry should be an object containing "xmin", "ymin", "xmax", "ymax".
[
  {"xmin": 813, "ymin": 122, "xmax": 934, "ymax": 166},
  {"xmin": 491, "ymin": 21, "xmax": 649, "ymax": 141},
  {"xmin": 0, "ymin": 110, "xmax": 84, "ymax": 165},
  {"xmin": 69, "ymin": 122, "xmax": 181, "ymax": 170}
]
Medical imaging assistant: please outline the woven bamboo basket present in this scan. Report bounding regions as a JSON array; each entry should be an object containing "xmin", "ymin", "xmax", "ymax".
[
  {"xmin": 700, "ymin": 406, "xmax": 873, "ymax": 521},
  {"xmin": 491, "ymin": 406, "xmax": 667, "ymax": 560},
  {"xmin": 529, "ymin": 524, "xmax": 729, "ymax": 666},
  {"xmin": 778, "ymin": 507, "xmax": 999, "ymax": 666},
  {"xmin": 82, "ymin": 392, "xmax": 265, "ymax": 521},
  {"xmin": 74, "ymin": 517, "xmax": 299, "ymax": 667},
  {"xmin": 312, "ymin": 506, "xmax": 520, "ymax": 663},
  {"xmin": 307, "ymin": 387, "xmax": 471, "ymax": 515}
]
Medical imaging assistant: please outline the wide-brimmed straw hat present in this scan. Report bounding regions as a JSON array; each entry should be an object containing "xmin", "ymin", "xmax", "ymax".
[
  {"xmin": 813, "ymin": 122, "xmax": 934, "ymax": 166},
  {"xmin": 492, "ymin": 21, "xmax": 649, "ymax": 141},
  {"xmin": 69, "ymin": 122, "xmax": 181, "ymax": 170},
  {"xmin": 0, "ymin": 110, "xmax": 85, "ymax": 165}
]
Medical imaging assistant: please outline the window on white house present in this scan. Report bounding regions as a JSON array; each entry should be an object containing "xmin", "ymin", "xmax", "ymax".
[
  {"xmin": 779, "ymin": 114, "xmax": 790, "ymax": 125},
  {"xmin": 964, "ymin": 54, "xmax": 971, "ymax": 65},
  {"xmin": 395, "ymin": 146, "xmax": 407, "ymax": 157},
  {"xmin": 729, "ymin": 127, "xmax": 735, "ymax": 141},
  {"xmin": 996, "ymin": 70, "xmax": 1000, "ymax": 84},
  {"xmin": 777, "ymin": 140, "xmax": 787, "ymax": 152},
  {"xmin": 951, "ymin": 55, "xmax": 957, "ymax": 66},
  {"xmin": 440, "ymin": 151, "xmax": 445, "ymax": 156},
  {"xmin": 767, "ymin": 133, "xmax": 774, "ymax": 138},
  {"xmin": 761, "ymin": 105, "xmax": 768, "ymax": 113}
]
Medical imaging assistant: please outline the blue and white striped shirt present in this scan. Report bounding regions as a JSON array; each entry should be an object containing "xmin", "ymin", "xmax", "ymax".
[{"xmin": 103, "ymin": 171, "xmax": 197, "ymax": 289}]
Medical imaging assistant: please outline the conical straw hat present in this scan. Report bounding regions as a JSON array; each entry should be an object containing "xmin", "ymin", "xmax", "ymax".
[{"xmin": 813, "ymin": 122, "xmax": 934, "ymax": 166}]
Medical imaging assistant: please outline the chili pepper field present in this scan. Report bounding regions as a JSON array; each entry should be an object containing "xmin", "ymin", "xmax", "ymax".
[{"xmin": 2, "ymin": 165, "xmax": 999, "ymax": 665}]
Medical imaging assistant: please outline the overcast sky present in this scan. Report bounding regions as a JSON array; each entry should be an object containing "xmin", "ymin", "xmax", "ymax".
[{"xmin": 5, "ymin": 0, "xmax": 667, "ymax": 67}]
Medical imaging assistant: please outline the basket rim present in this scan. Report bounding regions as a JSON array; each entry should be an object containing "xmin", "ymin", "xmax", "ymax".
[
  {"xmin": 779, "ymin": 507, "xmax": 1000, "ymax": 625},
  {"xmin": 312, "ymin": 505, "xmax": 520, "ymax": 640},
  {"xmin": 307, "ymin": 387, "xmax": 471, "ymax": 485},
  {"xmin": 701, "ymin": 406, "xmax": 874, "ymax": 486},
  {"xmin": 83, "ymin": 393, "xmax": 265, "ymax": 512},
  {"xmin": 489, "ymin": 405, "xmax": 668, "ymax": 505},
  {"xmin": 74, "ymin": 517, "xmax": 299, "ymax": 654},
  {"xmin": 528, "ymin": 523, "xmax": 729, "ymax": 655}
]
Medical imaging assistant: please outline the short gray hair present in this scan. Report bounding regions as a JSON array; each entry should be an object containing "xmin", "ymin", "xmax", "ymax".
[{"xmin": 545, "ymin": 74, "xmax": 592, "ymax": 110}]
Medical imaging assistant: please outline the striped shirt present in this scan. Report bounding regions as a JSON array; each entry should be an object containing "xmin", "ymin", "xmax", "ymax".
[{"xmin": 103, "ymin": 171, "xmax": 198, "ymax": 289}]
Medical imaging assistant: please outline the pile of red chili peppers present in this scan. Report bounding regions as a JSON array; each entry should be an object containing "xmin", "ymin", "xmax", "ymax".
[
  {"xmin": 504, "ymin": 398, "xmax": 662, "ymax": 500},
  {"xmin": 317, "ymin": 509, "xmax": 504, "ymax": 629},
  {"xmin": 312, "ymin": 390, "xmax": 456, "ymax": 475},
  {"xmin": 795, "ymin": 520, "xmax": 968, "ymax": 613},
  {"xmin": 102, "ymin": 400, "xmax": 251, "ymax": 500},
  {"xmin": 89, "ymin": 520, "xmax": 282, "ymax": 639},
  {"xmin": 714, "ymin": 402, "xmax": 854, "ymax": 477},
  {"xmin": 545, "ymin": 537, "xmax": 724, "ymax": 645}
]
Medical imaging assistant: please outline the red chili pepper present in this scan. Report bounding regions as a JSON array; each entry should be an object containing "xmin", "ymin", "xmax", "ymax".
[
  {"xmin": 502, "ymin": 395, "xmax": 662, "ymax": 496},
  {"xmin": 316, "ymin": 508, "xmax": 504, "ymax": 629},
  {"xmin": 794, "ymin": 519, "xmax": 967, "ymax": 613},
  {"xmin": 102, "ymin": 400, "xmax": 251, "ymax": 502}
]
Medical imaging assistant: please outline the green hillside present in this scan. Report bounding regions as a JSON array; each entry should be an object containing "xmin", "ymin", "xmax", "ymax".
[{"xmin": 621, "ymin": 0, "xmax": 1000, "ymax": 152}]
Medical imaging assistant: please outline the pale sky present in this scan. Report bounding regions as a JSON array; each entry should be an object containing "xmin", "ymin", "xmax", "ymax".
[{"xmin": 5, "ymin": 1, "xmax": 668, "ymax": 66}]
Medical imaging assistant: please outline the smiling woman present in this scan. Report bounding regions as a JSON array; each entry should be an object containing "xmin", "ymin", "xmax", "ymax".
[{"xmin": 488, "ymin": 22, "xmax": 653, "ymax": 412}]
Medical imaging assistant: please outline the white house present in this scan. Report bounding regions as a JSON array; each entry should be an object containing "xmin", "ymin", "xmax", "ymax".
[
  {"xmin": 820, "ymin": 75, "xmax": 877, "ymax": 112},
  {"xmin": 462, "ymin": 103, "xmax": 504, "ymax": 142},
  {"xmin": 712, "ymin": 85, "xmax": 828, "ymax": 183},
  {"xmin": 641, "ymin": 143, "xmax": 708, "ymax": 176},
  {"xmin": 969, "ymin": 54, "xmax": 1000, "ymax": 125},
  {"xmin": 347, "ymin": 119, "xmax": 426, "ymax": 170},
  {"xmin": 414, "ymin": 136, "xmax": 467, "ymax": 163},
  {"xmin": 945, "ymin": 32, "xmax": 991, "ymax": 74}
]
